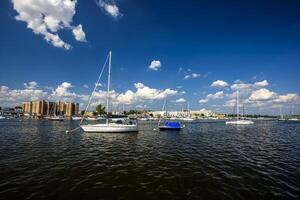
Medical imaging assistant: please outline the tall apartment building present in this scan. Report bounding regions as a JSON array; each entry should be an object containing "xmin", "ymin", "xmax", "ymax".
[{"xmin": 22, "ymin": 100, "xmax": 79, "ymax": 117}]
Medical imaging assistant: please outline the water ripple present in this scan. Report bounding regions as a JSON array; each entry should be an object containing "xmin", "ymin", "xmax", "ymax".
[{"xmin": 0, "ymin": 119, "xmax": 300, "ymax": 199}]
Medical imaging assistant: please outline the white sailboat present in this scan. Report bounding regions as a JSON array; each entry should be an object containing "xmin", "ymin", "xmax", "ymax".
[
  {"xmin": 80, "ymin": 51, "xmax": 138, "ymax": 133},
  {"xmin": 287, "ymin": 105, "xmax": 300, "ymax": 121},
  {"xmin": 46, "ymin": 103, "xmax": 64, "ymax": 121},
  {"xmin": 85, "ymin": 117, "xmax": 99, "ymax": 121},
  {"xmin": 288, "ymin": 118, "xmax": 300, "ymax": 121},
  {"xmin": 0, "ymin": 116, "xmax": 5, "ymax": 120},
  {"xmin": 278, "ymin": 106, "xmax": 287, "ymax": 121},
  {"xmin": 226, "ymin": 91, "xmax": 254, "ymax": 125},
  {"xmin": 72, "ymin": 116, "xmax": 82, "ymax": 121},
  {"xmin": 180, "ymin": 103, "xmax": 194, "ymax": 121}
]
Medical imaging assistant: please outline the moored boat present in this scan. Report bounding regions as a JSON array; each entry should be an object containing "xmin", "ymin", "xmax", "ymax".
[
  {"xmin": 179, "ymin": 103, "xmax": 195, "ymax": 121},
  {"xmin": 288, "ymin": 118, "xmax": 300, "ymax": 121},
  {"xmin": 158, "ymin": 121, "xmax": 183, "ymax": 130},
  {"xmin": 86, "ymin": 117, "xmax": 98, "ymax": 121},
  {"xmin": 72, "ymin": 116, "xmax": 82, "ymax": 121},
  {"xmin": 80, "ymin": 51, "xmax": 138, "ymax": 133},
  {"xmin": 157, "ymin": 98, "xmax": 184, "ymax": 131},
  {"xmin": 226, "ymin": 120, "xmax": 254, "ymax": 125},
  {"xmin": 47, "ymin": 116, "xmax": 64, "ymax": 121},
  {"xmin": 225, "ymin": 91, "xmax": 254, "ymax": 125},
  {"xmin": 81, "ymin": 123, "xmax": 138, "ymax": 133}
]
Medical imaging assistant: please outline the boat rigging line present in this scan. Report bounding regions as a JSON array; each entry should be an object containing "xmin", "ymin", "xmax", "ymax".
[{"xmin": 66, "ymin": 52, "xmax": 110, "ymax": 133}]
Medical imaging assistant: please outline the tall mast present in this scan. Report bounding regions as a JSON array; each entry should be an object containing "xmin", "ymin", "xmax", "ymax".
[
  {"xmin": 165, "ymin": 97, "xmax": 167, "ymax": 117},
  {"xmin": 188, "ymin": 103, "xmax": 190, "ymax": 118},
  {"xmin": 237, "ymin": 90, "xmax": 239, "ymax": 120},
  {"xmin": 106, "ymin": 51, "xmax": 112, "ymax": 124},
  {"xmin": 53, "ymin": 102, "xmax": 56, "ymax": 116}
]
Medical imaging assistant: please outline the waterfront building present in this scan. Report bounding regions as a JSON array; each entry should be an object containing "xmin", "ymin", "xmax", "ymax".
[{"xmin": 22, "ymin": 100, "xmax": 79, "ymax": 117}]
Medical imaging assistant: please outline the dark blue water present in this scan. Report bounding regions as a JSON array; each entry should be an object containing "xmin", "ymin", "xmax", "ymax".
[{"xmin": 0, "ymin": 119, "xmax": 300, "ymax": 199}]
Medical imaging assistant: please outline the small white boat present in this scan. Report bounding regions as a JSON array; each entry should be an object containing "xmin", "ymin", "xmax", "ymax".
[
  {"xmin": 288, "ymin": 118, "xmax": 300, "ymax": 121},
  {"xmin": 46, "ymin": 102, "xmax": 64, "ymax": 121},
  {"xmin": 47, "ymin": 116, "xmax": 64, "ymax": 121},
  {"xmin": 81, "ymin": 123, "xmax": 138, "ymax": 133},
  {"xmin": 0, "ymin": 116, "xmax": 6, "ymax": 120},
  {"xmin": 72, "ymin": 116, "xmax": 82, "ymax": 121},
  {"xmin": 225, "ymin": 91, "xmax": 254, "ymax": 125},
  {"xmin": 80, "ymin": 51, "xmax": 138, "ymax": 133},
  {"xmin": 180, "ymin": 117, "xmax": 195, "ymax": 121},
  {"xmin": 86, "ymin": 117, "xmax": 98, "ymax": 121},
  {"xmin": 138, "ymin": 118, "xmax": 148, "ymax": 121},
  {"xmin": 278, "ymin": 118, "xmax": 288, "ymax": 121},
  {"xmin": 226, "ymin": 120, "xmax": 254, "ymax": 125}
]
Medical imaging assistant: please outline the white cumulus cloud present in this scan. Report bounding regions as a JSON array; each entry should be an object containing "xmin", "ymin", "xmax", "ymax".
[
  {"xmin": 50, "ymin": 82, "xmax": 76, "ymax": 101},
  {"xmin": 12, "ymin": 0, "xmax": 86, "ymax": 50},
  {"xmin": 83, "ymin": 84, "xmax": 89, "ymax": 89},
  {"xmin": 211, "ymin": 80, "xmax": 229, "ymax": 88},
  {"xmin": 230, "ymin": 82, "xmax": 252, "ymax": 90},
  {"xmin": 184, "ymin": 73, "xmax": 201, "ymax": 80},
  {"xmin": 175, "ymin": 98, "xmax": 186, "ymax": 103},
  {"xmin": 24, "ymin": 81, "xmax": 38, "ymax": 89},
  {"xmin": 0, "ymin": 85, "xmax": 47, "ymax": 107},
  {"xmin": 72, "ymin": 24, "xmax": 86, "ymax": 42},
  {"xmin": 199, "ymin": 91, "xmax": 224, "ymax": 104},
  {"xmin": 148, "ymin": 60, "xmax": 162, "ymax": 71},
  {"xmin": 273, "ymin": 94, "xmax": 298, "ymax": 103},
  {"xmin": 117, "ymin": 83, "xmax": 178, "ymax": 105},
  {"xmin": 249, "ymin": 88, "xmax": 277, "ymax": 101},
  {"xmin": 97, "ymin": 0, "xmax": 122, "ymax": 19},
  {"xmin": 254, "ymin": 80, "xmax": 269, "ymax": 87}
]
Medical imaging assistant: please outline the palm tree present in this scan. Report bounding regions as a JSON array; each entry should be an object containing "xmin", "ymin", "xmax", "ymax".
[{"xmin": 96, "ymin": 104, "xmax": 106, "ymax": 116}]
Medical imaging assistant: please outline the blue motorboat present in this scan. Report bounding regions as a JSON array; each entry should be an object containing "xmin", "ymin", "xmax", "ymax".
[{"xmin": 159, "ymin": 121, "xmax": 183, "ymax": 130}]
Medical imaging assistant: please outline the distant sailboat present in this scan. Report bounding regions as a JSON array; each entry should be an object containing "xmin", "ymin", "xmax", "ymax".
[
  {"xmin": 180, "ymin": 103, "xmax": 194, "ymax": 121},
  {"xmin": 226, "ymin": 91, "xmax": 254, "ymax": 125},
  {"xmin": 287, "ymin": 105, "xmax": 300, "ymax": 121},
  {"xmin": 85, "ymin": 117, "xmax": 99, "ymax": 121},
  {"xmin": 72, "ymin": 116, "xmax": 82, "ymax": 121},
  {"xmin": 47, "ymin": 103, "xmax": 64, "ymax": 121},
  {"xmin": 278, "ymin": 106, "xmax": 287, "ymax": 121},
  {"xmin": 80, "ymin": 51, "xmax": 138, "ymax": 133}
]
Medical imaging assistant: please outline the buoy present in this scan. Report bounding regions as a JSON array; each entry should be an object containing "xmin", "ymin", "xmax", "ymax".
[{"xmin": 66, "ymin": 130, "xmax": 69, "ymax": 133}]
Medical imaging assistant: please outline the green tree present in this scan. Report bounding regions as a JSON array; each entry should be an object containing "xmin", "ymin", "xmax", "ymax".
[
  {"xmin": 15, "ymin": 106, "xmax": 22, "ymax": 110},
  {"xmin": 81, "ymin": 110, "xmax": 85, "ymax": 116},
  {"xmin": 96, "ymin": 104, "xmax": 106, "ymax": 115}
]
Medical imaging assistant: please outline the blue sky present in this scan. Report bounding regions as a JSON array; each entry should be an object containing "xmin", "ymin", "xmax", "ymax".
[{"xmin": 0, "ymin": 0, "xmax": 300, "ymax": 114}]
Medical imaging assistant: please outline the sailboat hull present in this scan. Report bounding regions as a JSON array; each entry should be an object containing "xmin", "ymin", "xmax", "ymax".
[
  {"xmin": 288, "ymin": 118, "xmax": 300, "ymax": 121},
  {"xmin": 180, "ymin": 118, "xmax": 195, "ymax": 121},
  {"xmin": 80, "ymin": 124, "xmax": 138, "ymax": 133},
  {"xmin": 226, "ymin": 120, "xmax": 254, "ymax": 125}
]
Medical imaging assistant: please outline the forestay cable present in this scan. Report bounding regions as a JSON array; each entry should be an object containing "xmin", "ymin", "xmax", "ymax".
[{"xmin": 66, "ymin": 53, "xmax": 110, "ymax": 133}]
